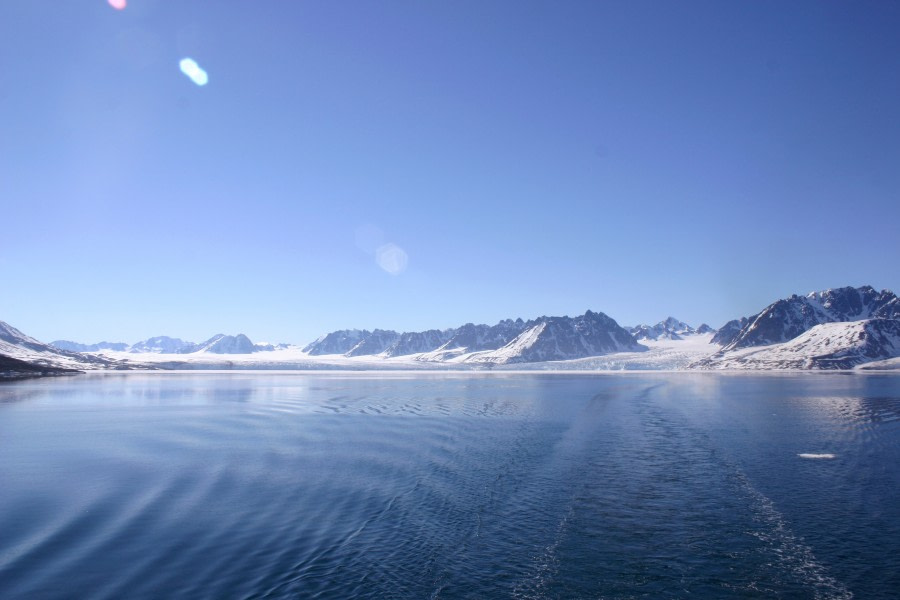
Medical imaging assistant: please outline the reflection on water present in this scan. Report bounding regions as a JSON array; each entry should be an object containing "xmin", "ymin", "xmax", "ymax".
[{"xmin": 0, "ymin": 373, "xmax": 898, "ymax": 599}]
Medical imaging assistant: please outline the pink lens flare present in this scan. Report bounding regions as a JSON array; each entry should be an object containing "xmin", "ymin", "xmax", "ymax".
[{"xmin": 108, "ymin": 0, "xmax": 127, "ymax": 10}]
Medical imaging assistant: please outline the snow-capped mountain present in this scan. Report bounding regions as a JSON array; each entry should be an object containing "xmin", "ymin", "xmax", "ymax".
[
  {"xmin": 306, "ymin": 311, "xmax": 643, "ymax": 364},
  {"xmin": 51, "ymin": 340, "xmax": 129, "ymax": 352},
  {"xmin": 718, "ymin": 286, "xmax": 898, "ymax": 351},
  {"xmin": 383, "ymin": 329, "xmax": 454, "ymax": 357},
  {"xmin": 694, "ymin": 285, "xmax": 900, "ymax": 370},
  {"xmin": 346, "ymin": 329, "xmax": 401, "ymax": 356},
  {"xmin": 185, "ymin": 334, "xmax": 259, "ymax": 354},
  {"xmin": 438, "ymin": 319, "xmax": 528, "ymax": 353},
  {"xmin": 13, "ymin": 283, "xmax": 899, "ymax": 374},
  {"xmin": 0, "ymin": 320, "xmax": 117, "ymax": 370},
  {"xmin": 57, "ymin": 333, "xmax": 285, "ymax": 355},
  {"xmin": 130, "ymin": 336, "xmax": 194, "ymax": 354},
  {"xmin": 710, "ymin": 317, "xmax": 750, "ymax": 346},
  {"xmin": 695, "ymin": 319, "xmax": 900, "ymax": 370},
  {"xmin": 464, "ymin": 311, "xmax": 645, "ymax": 364},
  {"xmin": 303, "ymin": 330, "xmax": 369, "ymax": 355},
  {"xmin": 630, "ymin": 317, "xmax": 708, "ymax": 341}
]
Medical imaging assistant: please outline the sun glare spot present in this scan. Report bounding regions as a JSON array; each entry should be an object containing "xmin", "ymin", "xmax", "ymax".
[
  {"xmin": 108, "ymin": 0, "xmax": 127, "ymax": 10},
  {"xmin": 375, "ymin": 243, "xmax": 409, "ymax": 275},
  {"xmin": 179, "ymin": 58, "xmax": 209, "ymax": 86}
]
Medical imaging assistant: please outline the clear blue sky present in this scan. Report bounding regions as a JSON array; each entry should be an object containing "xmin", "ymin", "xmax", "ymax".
[{"xmin": 2, "ymin": 1, "xmax": 898, "ymax": 345}]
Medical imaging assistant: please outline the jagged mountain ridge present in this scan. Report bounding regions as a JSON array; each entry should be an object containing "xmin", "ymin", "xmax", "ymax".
[
  {"xmin": 463, "ymin": 311, "xmax": 645, "ymax": 364},
  {"xmin": 9, "ymin": 283, "xmax": 900, "ymax": 372},
  {"xmin": 695, "ymin": 319, "xmax": 900, "ymax": 370},
  {"xmin": 384, "ymin": 329, "xmax": 455, "ymax": 358},
  {"xmin": 55, "ymin": 334, "xmax": 284, "ymax": 355},
  {"xmin": 629, "ymin": 317, "xmax": 712, "ymax": 341},
  {"xmin": 346, "ymin": 329, "xmax": 401, "ymax": 357},
  {"xmin": 51, "ymin": 340, "xmax": 129, "ymax": 352},
  {"xmin": 439, "ymin": 319, "xmax": 527, "ymax": 353},
  {"xmin": 695, "ymin": 285, "xmax": 900, "ymax": 370},
  {"xmin": 305, "ymin": 310, "xmax": 644, "ymax": 364},
  {"xmin": 131, "ymin": 336, "xmax": 194, "ymax": 353},
  {"xmin": 189, "ymin": 334, "xmax": 258, "ymax": 354},
  {"xmin": 302, "ymin": 330, "xmax": 368, "ymax": 355},
  {"xmin": 718, "ymin": 286, "xmax": 899, "ymax": 351},
  {"xmin": 711, "ymin": 317, "xmax": 750, "ymax": 346}
]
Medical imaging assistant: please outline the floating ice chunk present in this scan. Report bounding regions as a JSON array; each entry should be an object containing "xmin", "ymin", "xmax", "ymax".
[
  {"xmin": 798, "ymin": 453, "xmax": 836, "ymax": 460},
  {"xmin": 179, "ymin": 58, "xmax": 208, "ymax": 86}
]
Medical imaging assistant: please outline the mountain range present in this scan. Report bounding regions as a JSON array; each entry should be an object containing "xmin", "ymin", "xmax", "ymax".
[
  {"xmin": 51, "ymin": 334, "xmax": 286, "ymax": 355},
  {"xmin": 2, "ymin": 285, "xmax": 899, "ymax": 377},
  {"xmin": 695, "ymin": 286, "xmax": 900, "ymax": 370},
  {"xmin": 302, "ymin": 311, "xmax": 644, "ymax": 364},
  {"xmin": 628, "ymin": 317, "xmax": 714, "ymax": 341},
  {"xmin": 0, "ymin": 321, "xmax": 127, "ymax": 375}
]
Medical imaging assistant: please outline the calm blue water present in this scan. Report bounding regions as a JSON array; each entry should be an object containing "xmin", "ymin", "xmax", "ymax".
[{"xmin": 1, "ymin": 373, "xmax": 899, "ymax": 599}]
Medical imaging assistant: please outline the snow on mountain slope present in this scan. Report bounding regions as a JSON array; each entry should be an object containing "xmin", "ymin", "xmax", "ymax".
[
  {"xmin": 0, "ymin": 320, "xmax": 116, "ymax": 370},
  {"xmin": 437, "ymin": 320, "xmax": 527, "ymax": 353},
  {"xmin": 51, "ymin": 340, "xmax": 129, "ymax": 352},
  {"xmin": 130, "ymin": 336, "xmax": 194, "ymax": 354},
  {"xmin": 189, "ymin": 334, "xmax": 258, "ymax": 354},
  {"xmin": 723, "ymin": 286, "xmax": 898, "ymax": 351},
  {"xmin": 630, "ymin": 317, "xmax": 699, "ymax": 341},
  {"xmin": 0, "ymin": 353, "xmax": 81, "ymax": 379},
  {"xmin": 694, "ymin": 319, "xmax": 900, "ymax": 370},
  {"xmin": 303, "ymin": 311, "xmax": 641, "ymax": 364},
  {"xmin": 346, "ymin": 329, "xmax": 400, "ymax": 356},
  {"xmin": 463, "ymin": 311, "xmax": 645, "ymax": 364},
  {"xmin": 464, "ymin": 322, "xmax": 547, "ymax": 364},
  {"xmin": 383, "ymin": 329, "xmax": 454, "ymax": 357},
  {"xmin": 711, "ymin": 317, "xmax": 751, "ymax": 347},
  {"xmin": 303, "ymin": 330, "xmax": 369, "ymax": 355},
  {"xmin": 503, "ymin": 333, "xmax": 718, "ymax": 371},
  {"xmin": 56, "ymin": 333, "xmax": 288, "ymax": 356}
]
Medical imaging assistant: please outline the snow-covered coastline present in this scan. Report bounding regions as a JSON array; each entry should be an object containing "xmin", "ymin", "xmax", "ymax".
[
  {"xmin": 3, "ymin": 285, "xmax": 900, "ymax": 376},
  {"xmin": 85, "ymin": 333, "xmax": 716, "ymax": 371}
]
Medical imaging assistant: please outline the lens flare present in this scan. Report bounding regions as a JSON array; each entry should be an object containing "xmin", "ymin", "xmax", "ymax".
[
  {"xmin": 108, "ymin": 0, "xmax": 127, "ymax": 10},
  {"xmin": 375, "ymin": 243, "xmax": 409, "ymax": 275},
  {"xmin": 179, "ymin": 58, "xmax": 208, "ymax": 86}
]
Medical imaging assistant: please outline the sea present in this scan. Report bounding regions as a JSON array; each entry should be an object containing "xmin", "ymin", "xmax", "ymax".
[{"xmin": 1, "ymin": 372, "xmax": 898, "ymax": 599}]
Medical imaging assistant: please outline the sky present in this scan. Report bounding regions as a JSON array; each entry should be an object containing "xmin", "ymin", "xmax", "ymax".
[{"xmin": 1, "ymin": 0, "xmax": 899, "ymax": 345}]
